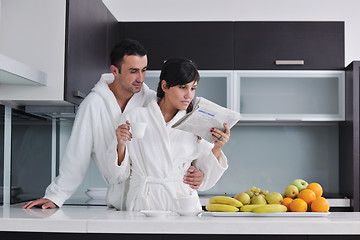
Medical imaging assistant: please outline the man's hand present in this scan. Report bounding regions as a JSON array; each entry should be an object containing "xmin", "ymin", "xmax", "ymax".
[
  {"xmin": 116, "ymin": 120, "xmax": 132, "ymax": 148},
  {"xmin": 183, "ymin": 166, "xmax": 204, "ymax": 190},
  {"xmin": 22, "ymin": 198, "xmax": 57, "ymax": 209}
]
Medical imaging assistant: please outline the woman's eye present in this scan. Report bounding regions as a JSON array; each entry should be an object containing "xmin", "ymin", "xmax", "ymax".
[
  {"xmin": 191, "ymin": 87, "xmax": 197, "ymax": 91},
  {"xmin": 179, "ymin": 86, "xmax": 185, "ymax": 89}
]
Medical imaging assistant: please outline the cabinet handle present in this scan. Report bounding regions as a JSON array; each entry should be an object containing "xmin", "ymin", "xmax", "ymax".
[
  {"xmin": 275, "ymin": 60, "xmax": 305, "ymax": 65},
  {"xmin": 72, "ymin": 90, "xmax": 86, "ymax": 99}
]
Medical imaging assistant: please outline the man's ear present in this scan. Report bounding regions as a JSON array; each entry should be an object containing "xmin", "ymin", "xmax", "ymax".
[
  {"xmin": 161, "ymin": 80, "xmax": 168, "ymax": 92},
  {"xmin": 110, "ymin": 65, "xmax": 120, "ymax": 75}
]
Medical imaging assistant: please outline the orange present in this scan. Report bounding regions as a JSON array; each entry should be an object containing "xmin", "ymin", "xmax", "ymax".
[
  {"xmin": 297, "ymin": 189, "xmax": 317, "ymax": 205},
  {"xmin": 281, "ymin": 197, "xmax": 293, "ymax": 212},
  {"xmin": 306, "ymin": 183, "xmax": 323, "ymax": 198},
  {"xmin": 289, "ymin": 198, "xmax": 307, "ymax": 212},
  {"xmin": 311, "ymin": 197, "xmax": 330, "ymax": 212}
]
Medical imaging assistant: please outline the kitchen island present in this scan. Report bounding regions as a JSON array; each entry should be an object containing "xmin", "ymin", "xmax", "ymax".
[{"xmin": 1, "ymin": 204, "xmax": 360, "ymax": 239}]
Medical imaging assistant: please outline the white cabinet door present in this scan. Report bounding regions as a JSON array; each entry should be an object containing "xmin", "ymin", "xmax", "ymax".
[{"xmin": 234, "ymin": 71, "xmax": 345, "ymax": 121}]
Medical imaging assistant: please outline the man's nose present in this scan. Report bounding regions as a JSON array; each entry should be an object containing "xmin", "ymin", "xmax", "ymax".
[{"xmin": 138, "ymin": 71, "xmax": 146, "ymax": 82}]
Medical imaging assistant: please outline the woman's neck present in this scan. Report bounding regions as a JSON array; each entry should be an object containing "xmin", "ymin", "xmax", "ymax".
[{"xmin": 158, "ymin": 99, "xmax": 178, "ymax": 122}]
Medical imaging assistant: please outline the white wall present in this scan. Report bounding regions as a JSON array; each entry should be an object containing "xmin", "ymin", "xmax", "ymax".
[
  {"xmin": 0, "ymin": 0, "xmax": 67, "ymax": 105},
  {"xmin": 103, "ymin": 0, "xmax": 360, "ymax": 66}
]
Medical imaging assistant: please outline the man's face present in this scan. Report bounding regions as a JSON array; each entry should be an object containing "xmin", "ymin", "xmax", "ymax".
[{"xmin": 116, "ymin": 55, "xmax": 148, "ymax": 94}]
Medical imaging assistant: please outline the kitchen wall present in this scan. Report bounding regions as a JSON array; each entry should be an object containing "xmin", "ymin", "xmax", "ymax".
[{"xmin": 0, "ymin": 0, "xmax": 354, "ymax": 201}]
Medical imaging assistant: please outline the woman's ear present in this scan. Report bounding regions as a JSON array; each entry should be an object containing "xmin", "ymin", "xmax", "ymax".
[{"xmin": 161, "ymin": 80, "xmax": 168, "ymax": 92}]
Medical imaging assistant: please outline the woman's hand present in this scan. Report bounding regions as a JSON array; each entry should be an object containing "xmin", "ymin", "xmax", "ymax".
[
  {"xmin": 211, "ymin": 123, "xmax": 230, "ymax": 159},
  {"xmin": 116, "ymin": 120, "xmax": 131, "ymax": 165}
]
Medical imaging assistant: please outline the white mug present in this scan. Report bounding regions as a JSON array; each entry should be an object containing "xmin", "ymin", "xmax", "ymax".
[
  {"xmin": 130, "ymin": 122, "xmax": 147, "ymax": 138},
  {"xmin": 178, "ymin": 196, "xmax": 198, "ymax": 212}
]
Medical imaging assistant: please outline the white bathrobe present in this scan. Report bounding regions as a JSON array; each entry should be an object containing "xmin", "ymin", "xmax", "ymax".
[
  {"xmin": 119, "ymin": 99, "xmax": 228, "ymax": 212},
  {"xmin": 43, "ymin": 73, "xmax": 155, "ymax": 209}
]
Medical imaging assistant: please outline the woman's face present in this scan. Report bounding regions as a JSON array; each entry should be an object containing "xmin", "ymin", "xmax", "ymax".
[{"xmin": 163, "ymin": 80, "xmax": 198, "ymax": 111}]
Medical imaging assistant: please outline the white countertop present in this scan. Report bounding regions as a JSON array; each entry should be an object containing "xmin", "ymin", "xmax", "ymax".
[{"xmin": 1, "ymin": 204, "xmax": 360, "ymax": 235}]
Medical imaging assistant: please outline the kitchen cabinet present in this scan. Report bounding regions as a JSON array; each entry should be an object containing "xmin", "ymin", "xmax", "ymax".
[
  {"xmin": 0, "ymin": 0, "xmax": 119, "ymax": 107},
  {"xmin": 65, "ymin": 0, "xmax": 120, "ymax": 105},
  {"xmin": 234, "ymin": 22, "xmax": 344, "ymax": 70},
  {"xmin": 122, "ymin": 22, "xmax": 234, "ymax": 70},
  {"xmin": 234, "ymin": 70, "xmax": 345, "ymax": 121},
  {"xmin": 144, "ymin": 70, "xmax": 232, "ymax": 109},
  {"xmin": 339, "ymin": 61, "xmax": 360, "ymax": 211}
]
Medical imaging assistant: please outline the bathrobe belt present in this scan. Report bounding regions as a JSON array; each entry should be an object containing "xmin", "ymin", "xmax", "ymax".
[{"xmin": 133, "ymin": 173, "xmax": 183, "ymax": 200}]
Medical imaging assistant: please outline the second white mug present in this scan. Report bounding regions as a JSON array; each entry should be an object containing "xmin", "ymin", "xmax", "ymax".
[{"xmin": 131, "ymin": 122, "xmax": 147, "ymax": 138}]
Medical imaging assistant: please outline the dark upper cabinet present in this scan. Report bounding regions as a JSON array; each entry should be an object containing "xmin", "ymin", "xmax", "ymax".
[
  {"xmin": 122, "ymin": 22, "xmax": 234, "ymax": 70},
  {"xmin": 339, "ymin": 61, "xmax": 360, "ymax": 211},
  {"xmin": 234, "ymin": 22, "xmax": 344, "ymax": 70},
  {"xmin": 65, "ymin": 0, "xmax": 120, "ymax": 105}
]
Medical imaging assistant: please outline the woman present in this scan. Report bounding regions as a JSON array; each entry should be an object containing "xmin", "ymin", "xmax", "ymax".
[{"xmin": 116, "ymin": 58, "xmax": 230, "ymax": 212}]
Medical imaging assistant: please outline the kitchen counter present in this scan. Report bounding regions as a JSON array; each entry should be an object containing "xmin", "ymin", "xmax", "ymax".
[{"xmin": 1, "ymin": 204, "xmax": 360, "ymax": 236}]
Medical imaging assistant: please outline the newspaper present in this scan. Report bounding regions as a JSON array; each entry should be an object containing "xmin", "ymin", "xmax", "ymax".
[{"xmin": 172, "ymin": 97, "xmax": 242, "ymax": 143}]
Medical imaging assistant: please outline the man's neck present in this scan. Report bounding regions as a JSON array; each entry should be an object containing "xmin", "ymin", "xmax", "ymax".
[{"xmin": 108, "ymin": 81, "xmax": 134, "ymax": 112}]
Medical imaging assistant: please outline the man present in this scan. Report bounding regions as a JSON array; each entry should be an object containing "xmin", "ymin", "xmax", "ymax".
[{"xmin": 23, "ymin": 39, "xmax": 204, "ymax": 210}]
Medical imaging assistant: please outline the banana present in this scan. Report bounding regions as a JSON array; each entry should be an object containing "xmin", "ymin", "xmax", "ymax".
[
  {"xmin": 240, "ymin": 204, "xmax": 267, "ymax": 212},
  {"xmin": 208, "ymin": 196, "xmax": 243, "ymax": 208},
  {"xmin": 252, "ymin": 204, "xmax": 287, "ymax": 213},
  {"xmin": 206, "ymin": 203, "xmax": 240, "ymax": 212}
]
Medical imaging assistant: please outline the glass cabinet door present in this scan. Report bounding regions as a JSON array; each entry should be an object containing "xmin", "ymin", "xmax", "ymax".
[
  {"xmin": 144, "ymin": 70, "xmax": 233, "ymax": 109},
  {"xmin": 234, "ymin": 71, "xmax": 345, "ymax": 121}
]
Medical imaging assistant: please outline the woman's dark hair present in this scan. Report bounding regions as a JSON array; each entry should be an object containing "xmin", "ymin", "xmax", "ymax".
[
  {"xmin": 110, "ymin": 39, "xmax": 147, "ymax": 72},
  {"xmin": 157, "ymin": 58, "xmax": 200, "ymax": 113}
]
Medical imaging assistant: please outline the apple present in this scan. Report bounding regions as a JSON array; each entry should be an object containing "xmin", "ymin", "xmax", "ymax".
[
  {"xmin": 265, "ymin": 192, "xmax": 283, "ymax": 204},
  {"xmin": 285, "ymin": 185, "xmax": 299, "ymax": 198},
  {"xmin": 291, "ymin": 179, "xmax": 308, "ymax": 192},
  {"xmin": 234, "ymin": 192, "xmax": 251, "ymax": 205},
  {"xmin": 251, "ymin": 194, "xmax": 267, "ymax": 205}
]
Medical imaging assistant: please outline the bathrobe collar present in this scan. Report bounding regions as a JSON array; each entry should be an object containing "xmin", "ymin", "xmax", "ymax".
[{"xmin": 92, "ymin": 73, "xmax": 151, "ymax": 128}]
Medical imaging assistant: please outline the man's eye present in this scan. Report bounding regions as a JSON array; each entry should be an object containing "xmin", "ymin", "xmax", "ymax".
[
  {"xmin": 179, "ymin": 86, "xmax": 185, "ymax": 89},
  {"xmin": 191, "ymin": 88, "xmax": 197, "ymax": 91}
]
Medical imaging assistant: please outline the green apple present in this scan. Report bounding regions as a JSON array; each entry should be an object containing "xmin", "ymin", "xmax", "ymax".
[
  {"xmin": 265, "ymin": 192, "xmax": 283, "ymax": 204},
  {"xmin": 285, "ymin": 185, "xmax": 299, "ymax": 198},
  {"xmin": 251, "ymin": 194, "xmax": 267, "ymax": 205},
  {"xmin": 234, "ymin": 192, "xmax": 251, "ymax": 205},
  {"xmin": 291, "ymin": 179, "xmax": 308, "ymax": 192}
]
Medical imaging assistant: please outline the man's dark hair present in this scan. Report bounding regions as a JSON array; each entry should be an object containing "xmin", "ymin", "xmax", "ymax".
[{"xmin": 110, "ymin": 39, "xmax": 147, "ymax": 72}]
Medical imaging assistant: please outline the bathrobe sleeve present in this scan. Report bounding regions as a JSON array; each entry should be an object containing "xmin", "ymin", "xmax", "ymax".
[
  {"xmin": 192, "ymin": 139, "xmax": 228, "ymax": 191},
  {"xmin": 43, "ymin": 97, "xmax": 96, "ymax": 207},
  {"xmin": 100, "ymin": 138, "xmax": 131, "ymax": 184}
]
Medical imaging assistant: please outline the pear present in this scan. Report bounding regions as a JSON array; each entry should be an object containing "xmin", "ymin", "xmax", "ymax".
[
  {"xmin": 265, "ymin": 192, "xmax": 283, "ymax": 204},
  {"xmin": 234, "ymin": 192, "xmax": 251, "ymax": 205},
  {"xmin": 251, "ymin": 194, "xmax": 267, "ymax": 205},
  {"xmin": 285, "ymin": 185, "xmax": 299, "ymax": 198},
  {"xmin": 245, "ymin": 189, "xmax": 254, "ymax": 198}
]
